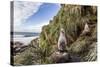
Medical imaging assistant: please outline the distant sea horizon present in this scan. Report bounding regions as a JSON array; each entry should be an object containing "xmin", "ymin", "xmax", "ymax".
[
  {"xmin": 11, "ymin": 32, "xmax": 40, "ymax": 37},
  {"xmin": 11, "ymin": 32, "xmax": 40, "ymax": 45}
]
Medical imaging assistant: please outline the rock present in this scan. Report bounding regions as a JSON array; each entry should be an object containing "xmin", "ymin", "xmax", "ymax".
[
  {"xmin": 12, "ymin": 41, "xmax": 28, "ymax": 55},
  {"xmin": 68, "ymin": 54, "xmax": 81, "ymax": 62},
  {"xmin": 30, "ymin": 38, "xmax": 39, "ymax": 48},
  {"xmin": 50, "ymin": 51, "xmax": 69, "ymax": 63}
]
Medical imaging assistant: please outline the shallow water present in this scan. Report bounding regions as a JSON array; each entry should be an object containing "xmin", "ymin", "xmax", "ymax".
[{"xmin": 13, "ymin": 36, "xmax": 39, "ymax": 45}]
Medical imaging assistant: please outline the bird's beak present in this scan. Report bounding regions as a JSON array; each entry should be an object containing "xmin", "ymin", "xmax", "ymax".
[{"xmin": 61, "ymin": 31, "xmax": 64, "ymax": 33}]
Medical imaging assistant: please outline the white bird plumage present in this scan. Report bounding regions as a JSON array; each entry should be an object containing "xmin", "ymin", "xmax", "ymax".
[
  {"xmin": 81, "ymin": 23, "xmax": 90, "ymax": 36},
  {"xmin": 58, "ymin": 28, "xmax": 67, "ymax": 51},
  {"xmin": 84, "ymin": 23, "xmax": 90, "ymax": 32}
]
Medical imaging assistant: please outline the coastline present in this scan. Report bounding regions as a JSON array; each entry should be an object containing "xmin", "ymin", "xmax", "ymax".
[{"xmin": 13, "ymin": 36, "xmax": 39, "ymax": 45}]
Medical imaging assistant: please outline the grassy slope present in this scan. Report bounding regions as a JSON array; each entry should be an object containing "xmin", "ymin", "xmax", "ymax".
[{"xmin": 39, "ymin": 4, "xmax": 97, "ymax": 62}]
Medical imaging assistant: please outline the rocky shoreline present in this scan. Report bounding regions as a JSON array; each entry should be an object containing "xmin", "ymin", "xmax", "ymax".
[{"xmin": 11, "ymin": 37, "xmax": 39, "ymax": 56}]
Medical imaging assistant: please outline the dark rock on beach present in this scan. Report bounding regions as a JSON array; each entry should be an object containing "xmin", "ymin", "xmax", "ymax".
[{"xmin": 12, "ymin": 41, "xmax": 28, "ymax": 55}]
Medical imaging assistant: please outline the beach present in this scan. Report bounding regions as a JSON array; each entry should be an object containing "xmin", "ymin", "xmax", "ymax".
[{"xmin": 13, "ymin": 36, "xmax": 39, "ymax": 45}]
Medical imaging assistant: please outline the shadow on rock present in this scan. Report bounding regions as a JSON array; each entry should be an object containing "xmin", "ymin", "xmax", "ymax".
[{"xmin": 50, "ymin": 51, "xmax": 81, "ymax": 63}]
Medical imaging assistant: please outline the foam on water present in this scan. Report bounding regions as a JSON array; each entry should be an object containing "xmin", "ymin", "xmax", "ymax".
[{"xmin": 13, "ymin": 36, "xmax": 39, "ymax": 45}]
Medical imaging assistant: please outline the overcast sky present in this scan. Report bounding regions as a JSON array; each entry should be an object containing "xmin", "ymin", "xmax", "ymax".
[{"xmin": 14, "ymin": 1, "xmax": 61, "ymax": 32}]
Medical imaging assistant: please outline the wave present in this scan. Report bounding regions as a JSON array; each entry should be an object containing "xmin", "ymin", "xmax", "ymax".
[
  {"xmin": 13, "ymin": 32, "xmax": 40, "ymax": 38},
  {"xmin": 13, "ymin": 36, "xmax": 39, "ymax": 45},
  {"xmin": 14, "ymin": 35, "xmax": 25, "ymax": 38},
  {"xmin": 12, "ymin": 32, "xmax": 40, "ymax": 45}
]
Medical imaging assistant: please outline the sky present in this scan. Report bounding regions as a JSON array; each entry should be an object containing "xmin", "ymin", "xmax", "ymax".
[{"xmin": 14, "ymin": 1, "xmax": 61, "ymax": 33}]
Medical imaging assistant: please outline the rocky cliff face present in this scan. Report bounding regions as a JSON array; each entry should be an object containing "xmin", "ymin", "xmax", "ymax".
[{"xmin": 39, "ymin": 4, "xmax": 97, "ymax": 62}]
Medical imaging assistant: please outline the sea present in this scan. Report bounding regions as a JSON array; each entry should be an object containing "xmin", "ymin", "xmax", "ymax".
[{"xmin": 12, "ymin": 32, "xmax": 40, "ymax": 45}]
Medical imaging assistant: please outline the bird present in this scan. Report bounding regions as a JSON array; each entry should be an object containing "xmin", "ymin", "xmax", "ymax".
[
  {"xmin": 81, "ymin": 23, "xmax": 90, "ymax": 36},
  {"xmin": 57, "ymin": 28, "xmax": 67, "ymax": 52}
]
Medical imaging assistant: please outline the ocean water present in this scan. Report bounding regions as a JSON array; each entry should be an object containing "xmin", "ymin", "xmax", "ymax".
[{"xmin": 12, "ymin": 32, "xmax": 40, "ymax": 45}]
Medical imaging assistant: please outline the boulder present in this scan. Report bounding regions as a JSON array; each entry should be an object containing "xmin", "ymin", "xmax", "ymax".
[{"xmin": 50, "ymin": 51, "xmax": 69, "ymax": 63}]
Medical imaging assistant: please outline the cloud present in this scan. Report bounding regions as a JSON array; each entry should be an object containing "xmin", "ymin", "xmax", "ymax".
[
  {"xmin": 14, "ymin": 20, "xmax": 49, "ymax": 33},
  {"xmin": 27, "ymin": 21, "xmax": 49, "ymax": 32},
  {"xmin": 14, "ymin": 1, "xmax": 43, "ymax": 31}
]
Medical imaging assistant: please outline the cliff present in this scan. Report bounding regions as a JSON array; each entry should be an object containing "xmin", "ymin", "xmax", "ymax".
[{"xmin": 39, "ymin": 4, "xmax": 97, "ymax": 62}]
